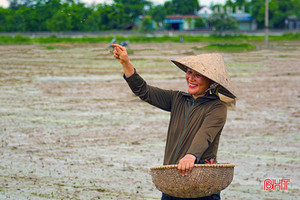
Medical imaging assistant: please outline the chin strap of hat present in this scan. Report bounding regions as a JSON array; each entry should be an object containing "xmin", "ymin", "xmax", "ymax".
[
  {"xmin": 211, "ymin": 83, "xmax": 222, "ymax": 96},
  {"xmin": 199, "ymin": 83, "xmax": 221, "ymax": 96},
  {"xmin": 196, "ymin": 83, "xmax": 221, "ymax": 96}
]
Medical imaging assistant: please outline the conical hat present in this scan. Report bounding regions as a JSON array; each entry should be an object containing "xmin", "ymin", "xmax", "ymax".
[{"xmin": 171, "ymin": 53, "xmax": 236, "ymax": 102}]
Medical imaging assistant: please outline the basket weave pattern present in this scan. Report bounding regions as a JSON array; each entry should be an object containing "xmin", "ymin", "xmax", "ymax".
[{"xmin": 150, "ymin": 163, "xmax": 235, "ymax": 198}]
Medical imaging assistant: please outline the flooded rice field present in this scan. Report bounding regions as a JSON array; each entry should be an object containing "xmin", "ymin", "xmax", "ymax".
[{"xmin": 0, "ymin": 41, "xmax": 299, "ymax": 199}]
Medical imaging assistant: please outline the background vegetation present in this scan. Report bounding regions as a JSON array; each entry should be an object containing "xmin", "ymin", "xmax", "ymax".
[
  {"xmin": 0, "ymin": 0, "xmax": 299, "ymax": 32},
  {"xmin": 1, "ymin": 32, "xmax": 299, "ymax": 46}
]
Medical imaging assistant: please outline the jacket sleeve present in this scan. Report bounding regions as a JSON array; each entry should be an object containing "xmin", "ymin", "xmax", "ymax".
[
  {"xmin": 124, "ymin": 70, "xmax": 177, "ymax": 112},
  {"xmin": 186, "ymin": 102, "xmax": 227, "ymax": 161}
]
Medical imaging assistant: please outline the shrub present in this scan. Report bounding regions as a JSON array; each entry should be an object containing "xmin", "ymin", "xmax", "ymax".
[{"xmin": 203, "ymin": 43, "xmax": 256, "ymax": 51}]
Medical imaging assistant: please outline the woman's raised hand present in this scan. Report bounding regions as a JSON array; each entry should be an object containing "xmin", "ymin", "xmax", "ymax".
[
  {"xmin": 111, "ymin": 44, "xmax": 134, "ymax": 78},
  {"xmin": 111, "ymin": 44, "xmax": 129, "ymax": 64}
]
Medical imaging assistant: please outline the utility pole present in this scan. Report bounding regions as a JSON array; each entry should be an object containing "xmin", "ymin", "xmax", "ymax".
[{"xmin": 265, "ymin": 0, "xmax": 269, "ymax": 47}]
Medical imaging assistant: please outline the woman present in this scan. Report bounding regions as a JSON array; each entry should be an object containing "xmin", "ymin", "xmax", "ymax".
[{"xmin": 112, "ymin": 44, "xmax": 236, "ymax": 200}]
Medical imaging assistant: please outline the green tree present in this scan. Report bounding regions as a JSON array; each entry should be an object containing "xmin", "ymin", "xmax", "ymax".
[
  {"xmin": 235, "ymin": 0, "xmax": 251, "ymax": 13},
  {"xmin": 95, "ymin": 4, "xmax": 112, "ymax": 30},
  {"xmin": 8, "ymin": 0, "xmax": 34, "ymax": 10},
  {"xmin": 46, "ymin": 10, "xmax": 72, "ymax": 31},
  {"xmin": 224, "ymin": 0, "xmax": 235, "ymax": 12},
  {"xmin": 235, "ymin": 0, "xmax": 247, "ymax": 6},
  {"xmin": 171, "ymin": 0, "xmax": 199, "ymax": 14},
  {"xmin": 87, "ymin": 3, "xmax": 131, "ymax": 30},
  {"xmin": 209, "ymin": 13, "xmax": 239, "ymax": 34},
  {"xmin": 5, "ymin": 8, "xmax": 27, "ymax": 31},
  {"xmin": 106, "ymin": 3, "xmax": 131, "ymax": 29},
  {"xmin": 0, "ymin": 8, "xmax": 11, "ymax": 31},
  {"xmin": 36, "ymin": 0, "xmax": 63, "ymax": 31},
  {"xmin": 0, "ymin": 7, "xmax": 11, "ymax": 31},
  {"xmin": 149, "ymin": 5, "xmax": 166, "ymax": 28},
  {"xmin": 249, "ymin": 0, "xmax": 264, "ymax": 28},
  {"xmin": 5, "ymin": 1, "xmax": 41, "ymax": 31},
  {"xmin": 269, "ymin": 0, "xmax": 300, "ymax": 28},
  {"xmin": 16, "ymin": 6, "xmax": 41, "ymax": 31},
  {"xmin": 93, "ymin": 4, "xmax": 114, "ymax": 30},
  {"xmin": 85, "ymin": 9, "xmax": 102, "ymax": 31},
  {"xmin": 163, "ymin": 1, "xmax": 174, "ymax": 15},
  {"xmin": 195, "ymin": 18, "xmax": 206, "ymax": 29},
  {"xmin": 4, "ymin": 0, "xmax": 64, "ymax": 31},
  {"xmin": 250, "ymin": 0, "xmax": 300, "ymax": 29},
  {"xmin": 113, "ymin": 0, "xmax": 150, "ymax": 26},
  {"xmin": 8, "ymin": 0, "xmax": 36, "ymax": 7},
  {"xmin": 66, "ymin": 2, "xmax": 92, "ymax": 31},
  {"xmin": 138, "ymin": 16, "xmax": 152, "ymax": 33},
  {"xmin": 164, "ymin": 0, "xmax": 199, "ymax": 15}
]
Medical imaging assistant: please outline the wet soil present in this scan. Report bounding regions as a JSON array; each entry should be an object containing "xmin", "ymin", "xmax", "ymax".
[{"xmin": 0, "ymin": 41, "xmax": 299, "ymax": 199}]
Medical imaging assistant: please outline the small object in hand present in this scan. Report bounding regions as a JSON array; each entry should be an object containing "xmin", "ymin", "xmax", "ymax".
[{"xmin": 205, "ymin": 159, "xmax": 214, "ymax": 164}]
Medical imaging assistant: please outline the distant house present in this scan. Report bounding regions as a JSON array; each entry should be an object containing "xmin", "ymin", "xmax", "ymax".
[
  {"xmin": 287, "ymin": 15, "xmax": 300, "ymax": 30},
  {"xmin": 135, "ymin": 6, "xmax": 258, "ymax": 31},
  {"xmin": 164, "ymin": 15, "xmax": 201, "ymax": 30},
  {"xmin": 228, "ymin": 12, "xmax": 257, "ymax": 31},
  {"xmin": 197, "ymin": 6, "xmax": 213, "ymax": 18},
  {"xmin": 196, "ymin": 6, "xmax": 257, "ymax": 31}
]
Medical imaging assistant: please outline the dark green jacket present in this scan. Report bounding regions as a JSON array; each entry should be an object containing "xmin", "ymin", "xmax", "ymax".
[{"xmin": 125, "ymin": 71, "xmax": 227, "ymax": 165}]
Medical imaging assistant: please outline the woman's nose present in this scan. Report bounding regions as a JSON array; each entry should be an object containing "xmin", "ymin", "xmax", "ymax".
[{"xmin": 189, "ymin": 74, "xmax": 195, "ymax": 81}]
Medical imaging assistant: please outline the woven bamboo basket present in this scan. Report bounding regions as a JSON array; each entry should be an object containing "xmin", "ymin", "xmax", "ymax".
[{"xmin": 150, "ymin": 163, "xmax": 235, "ymax": 198}]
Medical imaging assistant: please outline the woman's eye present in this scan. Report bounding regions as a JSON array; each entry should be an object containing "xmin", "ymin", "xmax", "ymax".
[{"xmin": 195, "ymin": 74, "xmax": 201, "ymax": 78}]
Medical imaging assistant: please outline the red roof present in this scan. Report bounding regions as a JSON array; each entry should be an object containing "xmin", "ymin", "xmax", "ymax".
[{"xmin": 166, "ymin": 15, "xmax": 201, "ymax": 19}]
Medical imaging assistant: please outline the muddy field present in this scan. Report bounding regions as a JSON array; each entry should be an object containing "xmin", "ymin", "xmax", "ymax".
[{"xmin": 0, "ymin": 41, "xmax": 299, "ymax": 200}]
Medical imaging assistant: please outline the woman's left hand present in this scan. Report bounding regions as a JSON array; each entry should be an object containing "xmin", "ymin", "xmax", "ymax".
[{"xmin": 178, "ymin": 154, "xmax": 196, "ymax": 176}]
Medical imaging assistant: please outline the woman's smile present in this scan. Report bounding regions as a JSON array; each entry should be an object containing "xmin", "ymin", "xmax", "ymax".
[{"xmin": 188, "ymin": 82, "xmax": 198, "ymax": 88}]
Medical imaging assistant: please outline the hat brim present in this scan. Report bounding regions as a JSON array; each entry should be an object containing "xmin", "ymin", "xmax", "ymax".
[{"xmin": 171, "ymin": 60, "xmax": 236, "ymax": 100}]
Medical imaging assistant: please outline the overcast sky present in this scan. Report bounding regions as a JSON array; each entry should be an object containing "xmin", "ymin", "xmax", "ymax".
[{"xmin": 0, "ymin": 0, "xmax": 227, "ymax": 8}]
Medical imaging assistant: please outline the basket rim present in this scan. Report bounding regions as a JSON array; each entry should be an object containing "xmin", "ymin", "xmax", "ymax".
[{"xmin": 150, "ymin": 163, "xmax": 235, "ymax": 170}]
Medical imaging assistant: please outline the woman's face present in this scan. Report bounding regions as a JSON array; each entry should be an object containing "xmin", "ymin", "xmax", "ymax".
[{"xmin": 185, "ymin": 68, "xmax": 212, "ymax": 99}]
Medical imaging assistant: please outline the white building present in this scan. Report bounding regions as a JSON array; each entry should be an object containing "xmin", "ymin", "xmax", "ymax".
[{"xmin": 196, "ymin": 6, "xmax": 257, "ymax": 31}]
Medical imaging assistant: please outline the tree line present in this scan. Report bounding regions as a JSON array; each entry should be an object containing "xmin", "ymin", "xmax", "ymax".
[{"xmin": 0, "ymin": 0, "xmax": 299, "ymax": 32}]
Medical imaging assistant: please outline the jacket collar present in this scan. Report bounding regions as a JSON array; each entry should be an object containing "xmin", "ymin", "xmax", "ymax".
[{"xmin": 181, "ymin": 92, "xmax": 219, "ymax": 102}]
